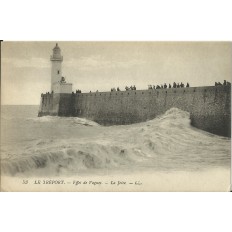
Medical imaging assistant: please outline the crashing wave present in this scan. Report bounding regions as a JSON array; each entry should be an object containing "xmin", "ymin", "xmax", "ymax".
[{"xmin": 1, "ymin": 108, "xmax": 230, "ymax": 176}]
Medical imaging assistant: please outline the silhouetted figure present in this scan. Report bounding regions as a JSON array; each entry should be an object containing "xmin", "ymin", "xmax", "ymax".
[
  {"xmin": 223, "ymin": 80, "xmax": 227, "ymax": 86},
  {"xmin": 156, "ymin": 85, "xmax": 161, "ymax": 89},
  {"xmin": 173, "ymin": 82, "xmax": 177, "ymax": 88},
  {"xmin": 169, "ymin": 84, "xmax": 172, "ymax": 88},
  {"xmin": 177, "ymin": 83, "xmax": 180, "ymax": 88},
  {"xmin": 130, "ymin": 85, "xmax": 134, "ymax": 90},
  {"xmin": 133, "ymin": 85, "xmax": 136, "ymax": 90},
  {"xmin": 186, "ymin": 82, "xmax": 190, "ymax": 87},
  {"xmin": 153, "ymin": 85, "xmax": 156, "ymax": 89},
  {"xmin": 117, "ymin": 87, "xmax": 120, "ymax": 91},
  {"xmin": 61, "ymin": 76, "xmax": 66, "ymax": 83},
  {"xmin": 180, "ymin": 82, "xmax": 184, "ymax": 88},
  {"xmin": 125, "ymin": 86, "xmax": 129, "ymax": 91},
  {"xmin": 164, "ymin": 83, "xmax": 167, "ymax": 89}
]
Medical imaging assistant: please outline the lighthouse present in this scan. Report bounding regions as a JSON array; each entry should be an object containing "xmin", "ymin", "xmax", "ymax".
[{"xmin": 50, "ymin": 43, "xmax": 72, "ymax": 93}]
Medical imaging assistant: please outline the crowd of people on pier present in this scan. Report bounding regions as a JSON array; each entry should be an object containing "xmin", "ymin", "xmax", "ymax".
[
  {"xmin": 110, "ymin": 86, "xmax": 138, "ymax": 91},
  {"xmin": 110, "ymin": 86, "xmax": 137, "ymax": 91},
  {"xmin": 76, "ymin": 80, "xmax": 231, "ymax": 95},
  {"xmin": 215, "ymin": 80, "xmax": 231, "ymax": 86},
  {"xmin": 108, "ymin": 82, "xmax": 190, "ymax": 92},
  {"xmin": 125, "ymin": 85, "xmax": 137, "ymax": 91},
  {"xmin": 94, "ymin": 82, "xmax": 192, "ymax": 93},
  {"xmin": 148, "ymin": 82, "xmax": 190, "ymax": 90}
]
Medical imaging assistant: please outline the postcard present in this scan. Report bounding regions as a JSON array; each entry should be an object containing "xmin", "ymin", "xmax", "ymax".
[{"xmin": 1, "ymin": 41, "xmax": 231, "ymax": 191}]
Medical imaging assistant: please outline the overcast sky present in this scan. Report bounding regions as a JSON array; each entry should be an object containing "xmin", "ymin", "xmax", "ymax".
[{"xmin": 1, "ymin": 42, "xmax": 231, "ymax": 105}]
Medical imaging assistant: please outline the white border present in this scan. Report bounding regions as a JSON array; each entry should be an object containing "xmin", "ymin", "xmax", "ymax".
[{"xmin": 1, "ymin": 0, "xmax": 231, "ymax": 232}]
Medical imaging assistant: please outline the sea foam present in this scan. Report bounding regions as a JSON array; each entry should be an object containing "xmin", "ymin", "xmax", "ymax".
[{"xmin": 1, "ymin": 108, "xmax": 230, "ymax": 177}]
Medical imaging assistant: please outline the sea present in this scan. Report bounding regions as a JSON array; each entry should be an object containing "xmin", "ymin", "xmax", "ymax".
[{"xmin": 1, "ymin": 105, "xmax": 231, "ymax": 191}]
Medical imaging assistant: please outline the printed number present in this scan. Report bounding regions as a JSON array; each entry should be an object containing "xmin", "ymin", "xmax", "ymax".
[{"xmin": 22, "ymin": 180, "xmax": 28, "ymax": 184}]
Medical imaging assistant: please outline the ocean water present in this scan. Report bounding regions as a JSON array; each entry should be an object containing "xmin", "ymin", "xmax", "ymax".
[{"xmin": 1, "ymin": 105, "xmax": 231, "ymax": 191}]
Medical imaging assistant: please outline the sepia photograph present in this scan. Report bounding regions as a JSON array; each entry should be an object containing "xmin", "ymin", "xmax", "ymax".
[
  {"xmin": 2, "ymin": 1, "xmax": 232, "ymax": 232},
  {"xmin": 1, "ymin": 41, "xmax": 231, "ymax": 191}
]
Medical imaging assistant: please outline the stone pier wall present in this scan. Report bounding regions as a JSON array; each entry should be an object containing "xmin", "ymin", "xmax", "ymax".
[{"xmin": 38, "ymin": 85, "xmax": 231, "ymax": 137}]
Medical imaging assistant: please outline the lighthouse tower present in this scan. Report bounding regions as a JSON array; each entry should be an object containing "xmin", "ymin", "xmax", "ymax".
[
  {"xmin": 50, "ymin": 43, "xmax": 72, "ymax": 93},
  {"xmin": 50, "ymin": 43, "xmax": 63, "ymax": 91}
]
